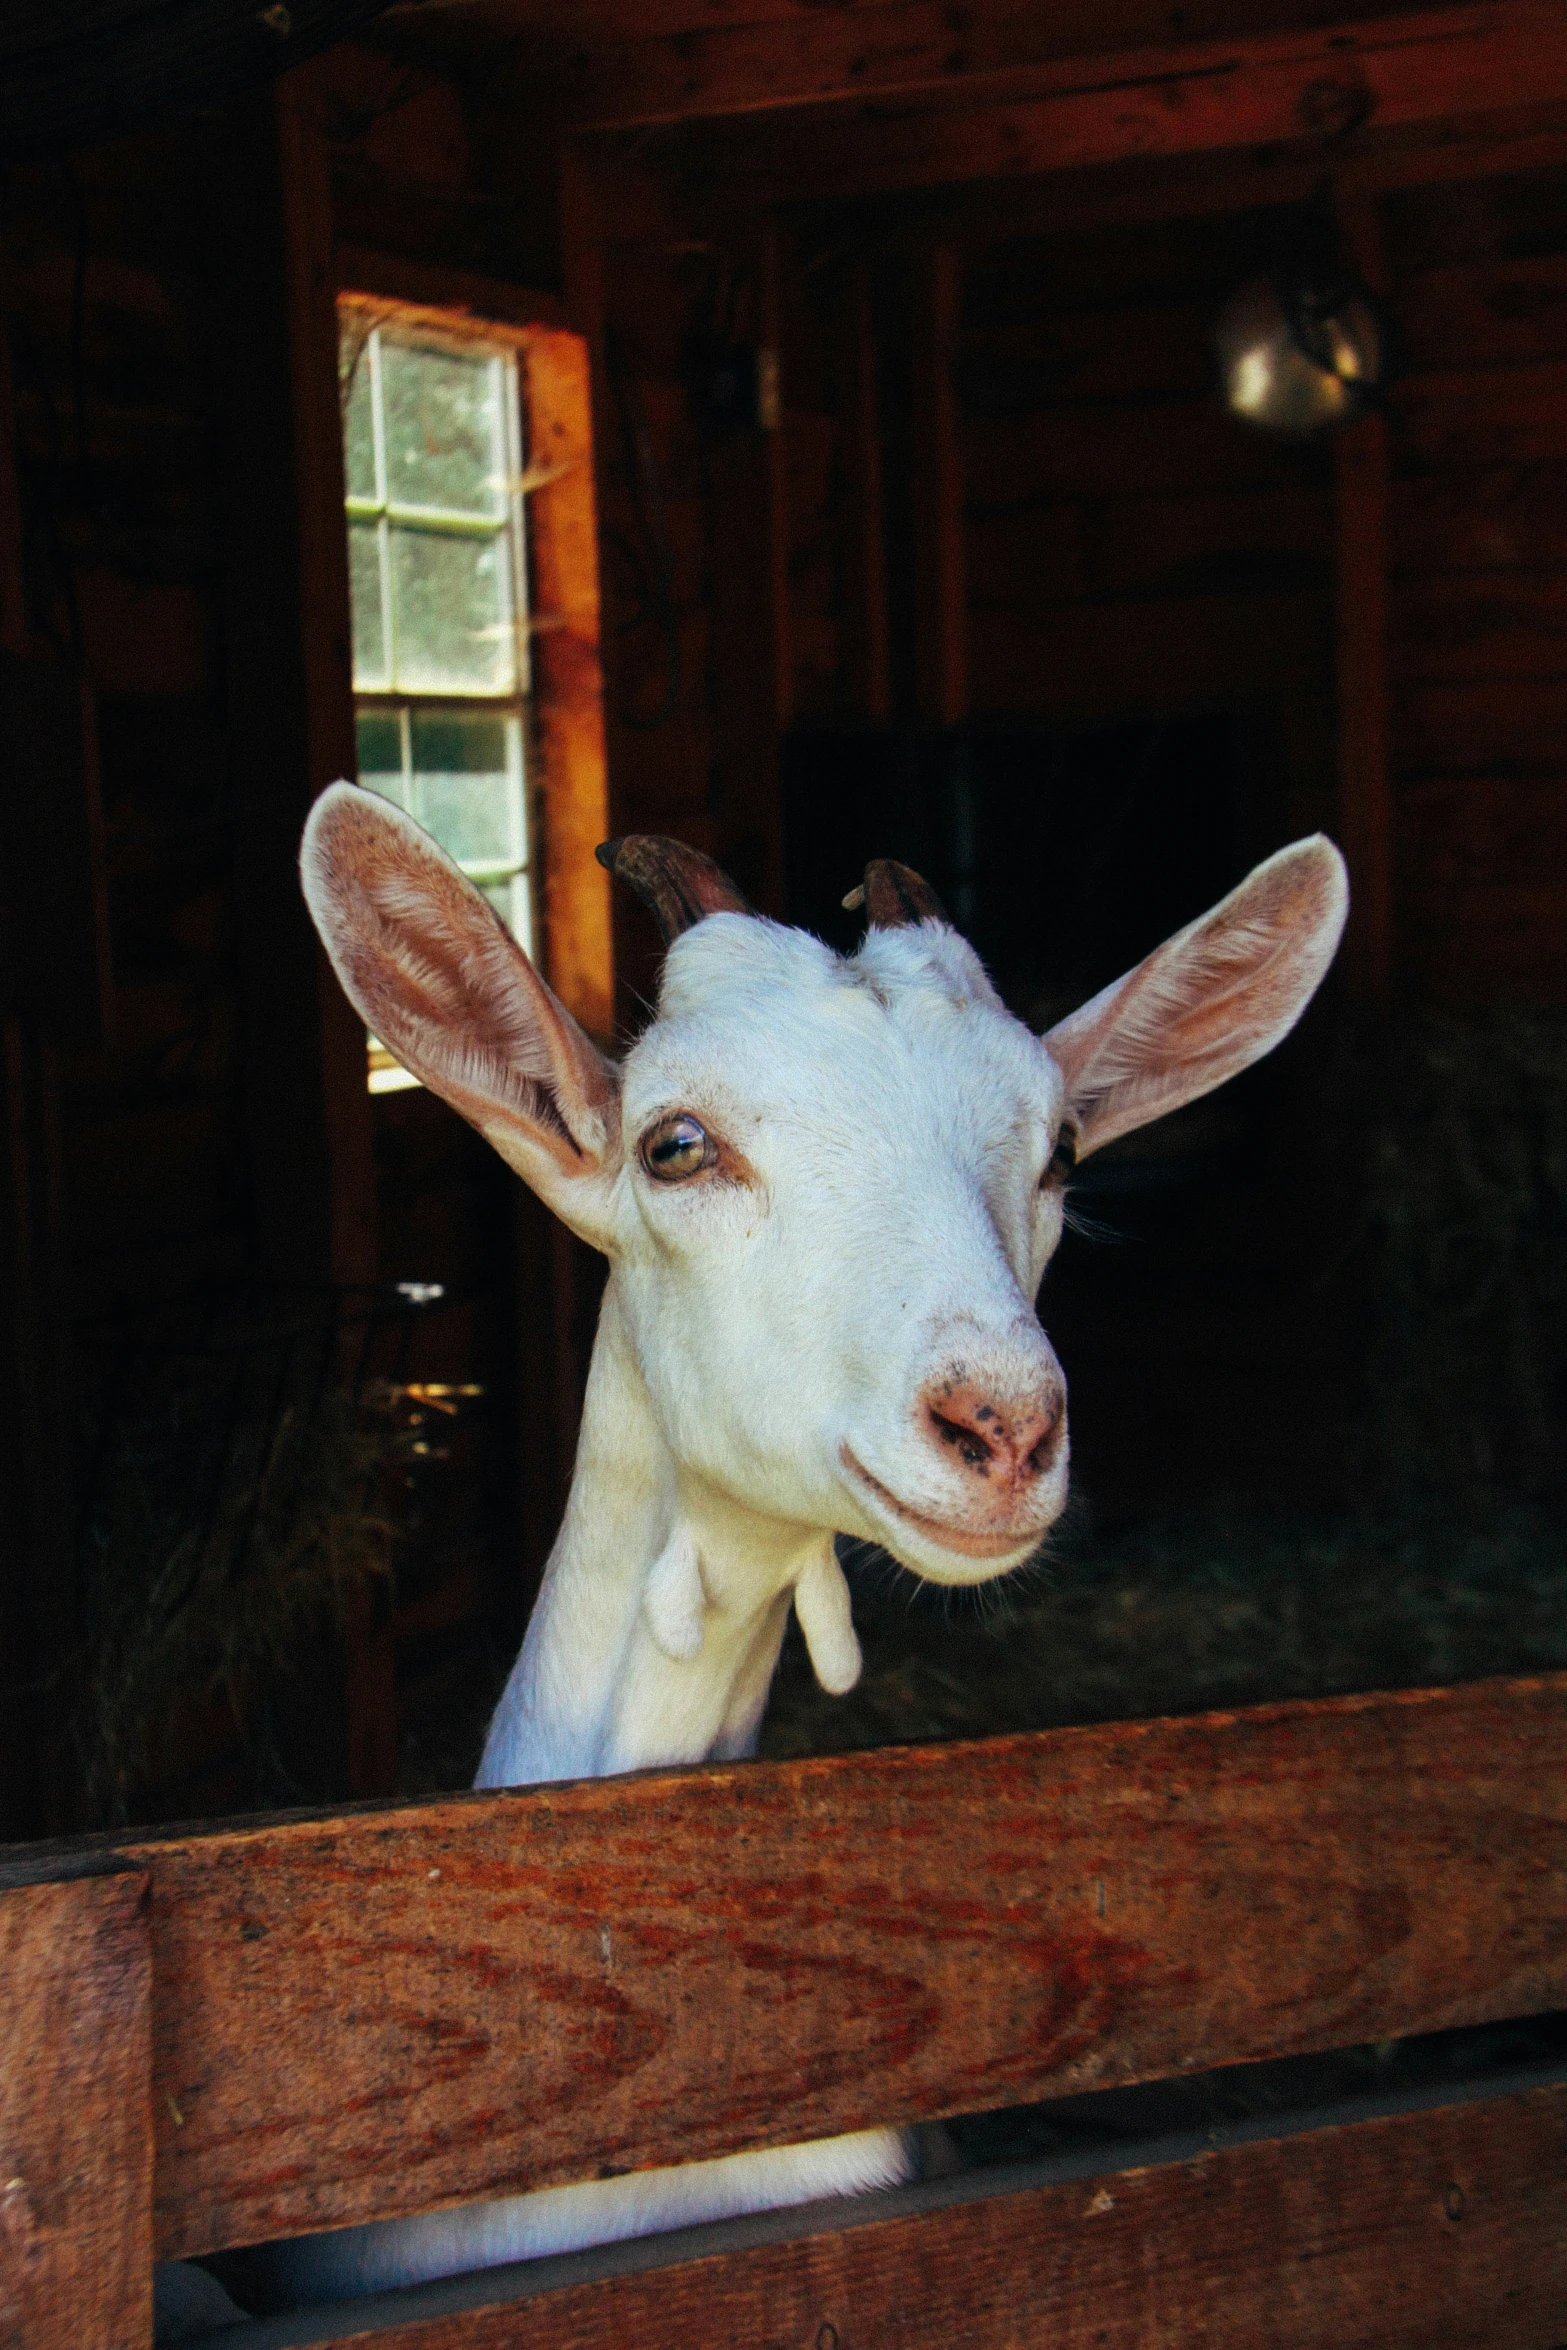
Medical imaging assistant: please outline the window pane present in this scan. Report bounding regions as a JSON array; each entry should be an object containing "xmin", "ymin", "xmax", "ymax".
[
  {"xmin": 349, "ymin": 523, "xmax": 387, "ymax": 687},
  {"xmin": 411, "ymin": 710, "xmax": 522, "ymax": 869},
  {"xmin": 390, "ymin": 526, "xmax": 513, "ymax": 694},
  {"xmin": 356, "ymin": 712, "xmax": 405, "ymax": 804},
  {"xmin": 381, "ymin": 341, "xmax": 503, "ymax": 515},
  {"xmin": 341, "ymin": 328, "xmax": 378, "ymax": 502}
]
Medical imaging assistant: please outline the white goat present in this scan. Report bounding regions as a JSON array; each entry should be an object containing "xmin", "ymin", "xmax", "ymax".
[{"xmin": 267, "ymin": 787, "xmax": 1346, "ymax": 2303}]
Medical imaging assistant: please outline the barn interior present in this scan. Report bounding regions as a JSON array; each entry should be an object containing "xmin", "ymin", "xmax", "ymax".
[{"xmin": 2, "ymin": 0, "xmax": 1565, "ymax": 1841}]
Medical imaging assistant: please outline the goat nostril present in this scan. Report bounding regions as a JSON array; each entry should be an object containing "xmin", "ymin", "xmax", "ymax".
[
  {"xmin": 930, "ymin": 1410, "xmax": 993, "ymax": 1469},
  {"xmin": 1025, "ymin": 1405, "xmax": 1064, "ymax": 1478}
]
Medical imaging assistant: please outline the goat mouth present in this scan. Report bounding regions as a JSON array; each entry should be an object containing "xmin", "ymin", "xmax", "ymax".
[{"xmin": 838, "ymin": 1444, "xmax": 1047, "ymax": 1563}]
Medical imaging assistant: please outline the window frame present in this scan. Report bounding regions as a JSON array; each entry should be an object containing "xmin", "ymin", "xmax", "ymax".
[{"xmin": 332, "ymin": 256, "xmax": 615, "ymax": 1069}]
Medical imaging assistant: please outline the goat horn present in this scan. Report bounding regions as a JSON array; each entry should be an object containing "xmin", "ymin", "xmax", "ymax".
[
  {"xmin": 847, "ymin": 858, "xmax": 949, "ymax": 928},
  {"xmin": 595, "ymin": 836, "xmax": 752, "ymax": 943}
]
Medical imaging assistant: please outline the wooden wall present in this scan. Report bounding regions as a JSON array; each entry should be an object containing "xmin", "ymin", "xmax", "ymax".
[
  {"xmin": 5, "ymin": 134, "xmax": 255, "ymax": 1325},
  {"xmin": 6, "ymin": 14, "xmax": 1567, "ymax": 1826},
  {"xmin": 1385, "ymin": 165, "xmax": 1567, "ymax": 1005}
]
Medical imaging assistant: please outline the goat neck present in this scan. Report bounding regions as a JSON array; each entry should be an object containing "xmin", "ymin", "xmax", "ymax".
[{"xmin": 477, "ymin": 1281, "xmax": 845, "ymax": 1790}]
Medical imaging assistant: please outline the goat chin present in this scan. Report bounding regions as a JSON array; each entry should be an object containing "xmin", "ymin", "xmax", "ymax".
[{"xmin": 258, "ymin": 2126, "xmax": 914, "ymax": 2305}]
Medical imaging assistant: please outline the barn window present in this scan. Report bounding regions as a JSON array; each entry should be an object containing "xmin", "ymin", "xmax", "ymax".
[{"xmin": 339, "ymin": 303, "xmax": 533, "ymax": 1091}]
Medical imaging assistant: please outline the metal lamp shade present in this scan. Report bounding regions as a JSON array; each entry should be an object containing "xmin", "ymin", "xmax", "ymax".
[{"xmin": 1215, "ymin": 272, "xmax": 1386, "ymax": 437}]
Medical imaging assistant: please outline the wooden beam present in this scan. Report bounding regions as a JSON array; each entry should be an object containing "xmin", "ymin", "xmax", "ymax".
[
  {"xmin": 0, "ymin": 1869, "xmax": 152, "ymax": 2349},
  {"xmin": 1335, "ymin": 191, "xmax": 1395, "ymax": 1005},
  {"xmin": 648, "ymin": 1, "xmax": 1567, "ymax": 206},
  {"xmin": 7, "ymin": 1672, "xmax": 1562, "ymax": 2260},
  {"xmin": 700, "ymin": 93, "xmax": 1567, "ymax": 256},
  {"xmin": 277, "ymin": 71, "xmax": 380, "ymax": 1290},
  {"xmin": 224, "ymin": 2074, "xmax": 1567, "ymax": 2350},
  {"xmin": 911, "ymin": 244, "xmax": 967, "ymax": 728},
  {"xmin": 567, "ymin": 0, "xmax": 1407, "ymax": 130},
  {"xmin": 336, "ymin": 246, "xmax": 566, "ymax": 332},
  {"xmin": 762, "ymin": 225, "xmax": 794, "ymax": 744},
  {"xmin": 211, "ymin": 76, "xmax": 377, "ymax": 1292},
  {"xmin": 521, "ymin": 324, "xmax": 615, "ymax": 1044},
  {"xmin": 843, "ymin": 263, "xmax": 892, "ymax": 723}
]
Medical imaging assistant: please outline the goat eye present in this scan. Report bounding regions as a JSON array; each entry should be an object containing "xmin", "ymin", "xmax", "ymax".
[
  {"xmin": 640, "ymin": 1113, "xmax": 716, "ymax": 1183},
  {"xmin": 1042, "ymin": 1128, "xmax": 1077, "ymax": 1189}
]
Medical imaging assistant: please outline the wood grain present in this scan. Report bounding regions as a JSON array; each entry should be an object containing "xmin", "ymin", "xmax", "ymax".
[
  {"xmin": 664, "ymin": 0, "xmax": 1567, "ymax": 203},
  {"xmin": 1393, "ymin": 675, "xmax": 1567, "ymax": 771},
  {"xmin": 523, "ymin": 325, "xmax": 615, "ymax": 1047},
  {"xmin": 967, "ymin": 586, "xmax": 1326, "ymax": 721},
  {"xmin": 262, "ymin": 2075, "xmax": 1567, "ymax": 2349},
  {"xmin": 911, "ymin": 244, "xmax": 967, "ymax": 727},
  {"xmin": 567, "ymin": 0, "xmax": 1399, "ymax": 130},
  {"xmin": 10, "ymin": 1674, "xmax": 1560, "ymax": 2261},
  {"xmin": 1335, "ymin": 194, "xmax": 1394, "ymax": 1007},
  {"xmin": 0, "ymin": 1869, "xmax": 152, "ymax": 2350}
]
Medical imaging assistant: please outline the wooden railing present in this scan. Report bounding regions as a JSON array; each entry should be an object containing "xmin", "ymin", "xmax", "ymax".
[{"xmin": 4, "ymin": 1673, "xmax": 1566, "ymax": 2347}]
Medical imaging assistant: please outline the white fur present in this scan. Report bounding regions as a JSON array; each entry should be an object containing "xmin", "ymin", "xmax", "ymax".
[{"xmin": 266, "ymin": 792, "xmax": 1348, "ymax": 2306}]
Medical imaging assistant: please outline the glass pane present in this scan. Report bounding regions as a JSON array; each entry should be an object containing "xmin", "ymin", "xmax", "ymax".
[
  {"xmin": 411, "ymin": 711, "xmax": 522, "ymax": 870},
  {"xmin": 349, "ymin": 523, "xmax": 387, "ymax": 688},
  {"xmin": 340, "ymin": 326, "xmax": 378, "ymax": 502},
  {"xmin": 390, "ymin": 527, "xmax": 513, "ymax": 694},
  {"xmin": 356, "ymin": 712, "xmax": 405, "ymax": 805},
  {"xmin": 381, "ymin": 340, "xmax": 503, "ymax": 515}
]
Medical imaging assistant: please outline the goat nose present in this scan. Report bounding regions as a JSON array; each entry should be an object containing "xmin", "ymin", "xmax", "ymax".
[{"xmin": 922, "ymin": 1379, "xmax": 1065, "ymax": 1483}]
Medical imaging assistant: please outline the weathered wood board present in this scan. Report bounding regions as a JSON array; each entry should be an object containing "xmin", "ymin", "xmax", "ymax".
[
  {"xmin": 204, "ymin": 2075, "xmax": 1567, "ymax": 2350},
  {"xmin": 0, "ymin": 1869, "xmax": 151, "ymax": 2350},
  {"xmin": 7, "ymin": 1674, "xmax": 1558, "ymax": 2261}
]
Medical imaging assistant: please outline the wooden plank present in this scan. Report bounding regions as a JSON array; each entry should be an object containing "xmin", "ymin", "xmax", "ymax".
[
  {"xmin": 216, "ymin": 2074, "xmax": 1567, "ymax": 2349},
  {"xmin": 522, "ymin": 325, "xmax": 615, "ymax": 1046},
  {"xmin": 912, "ymin": 244, "xmax": 967, "ymax": 726},
  {"xmin": 969, "ymin": 487, "xmax": 1331, "ymax": 606},
  {"xmin": 1391, "ymin": 465, "xmax": 1567, "ymax": 574},
  {"xmin": 1395, "ymin": 252, "xmax": 1567, "ymax": 370},
  {"xmin": 566, "ymin": 0, "xmax": 1398, "ymax": 130},
  {"xmin": 5, "ymin": 1672, "xmax": 1559, "ymax": 2260},
  {"xmin": 1401, "ymin": 772, "xmax": 1567, "ymax": 888},
  {"xmin": 1394, "ymin": 358, "xmax": 1567, "ymax": 471},
  {"xmin": 275, "ymin": 70, "xmax": 380, "ymax": 1295},
  {"xmin": 0, "ymin": 1869, "xmax": 152, "ymax": 2350},
  {"xmin": 336, "ymin": 247, "xmax": 565, "ymax": 331},
  {"xmin": 762, "ymin": 225, "xmax": 795, "ymax": 741},
  {"xmin": 729, "ymin": 92, "xmax": 1567, "ymax": 260},
  {"xmin": 964, "ymin": 398, "xmax": 1309, "ymax": 505},
  {"xmin": 1392, "ymin": 572, "xmax": 1567, "ymax": 677},
  {"xmin": 1335, "ymin": 193, "xmax": 1394, "ymax": 1007},
  {"xmin": 1402, "ymin": 880, "xmax": 1567, "ymax": 1002},
  {"xmin": 664, "ymin": 0, "xmax": 1567, "ymax": 204},
  {"xmin": 843, "ymin": 263, "xmax": 892, "ymax": 722},
  {"xmin": 968, "ymin": 586, "xmax": 1326, "ymax": 720},
  {"xmin": 208, "ymin": 78, "xmax": 375, "ymax": 1295},
  {"xmin": 1394, "ymin": 674, "xmax": 1567, "ymax": 769}
]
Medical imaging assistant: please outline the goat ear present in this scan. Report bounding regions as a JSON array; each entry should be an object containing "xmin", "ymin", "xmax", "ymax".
[
  {"xmin": 1043, "ymin": 836, "xmax": 1348, "ymax": 1160},
  {"xmin": 301, "ymin": 785, "xmax": 622, "ymax": 1245}
]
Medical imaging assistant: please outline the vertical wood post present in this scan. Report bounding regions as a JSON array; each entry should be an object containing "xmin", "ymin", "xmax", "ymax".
[
  {"xmin": 700, "ymin": 217, "xmax": 792, "ymax": 915},
  {"xmin": 760, "ymin": 223, "xmax": 794, "ymax": 746},
  {"xmin": 0, "ymin": 1870, "xmax": 152, "ymax": 2348},
  {"xmin": 1334, "ymin": 192, "xmax": 1394, "ymax": 1006},
  {"xmin": 911, "ymin": 242, "xmax": 967, "ymax": 730},
  {"xmin": 209, "ymin": 75, "xmax": 376, "ymax": 1297},
  {"xmin": 844, "ymin": 261, "xmax": 892, "ymax": 724},
  {"xmin": 0, "ymin": 306, "xmax": 97, "ymax": 1837},
  {"xmin": 276, "ymin": 67, "xmax": 379, "ymax": 1287}
]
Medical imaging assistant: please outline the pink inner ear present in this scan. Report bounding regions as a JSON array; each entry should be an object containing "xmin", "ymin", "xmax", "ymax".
[
  {"xmin": 304, "ymin": 788, "xmax": 616, "ymax": 1170},
  {"xmin": 1047, "ymin": 837, "xmax": 1347, "ymax": 1152}
]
